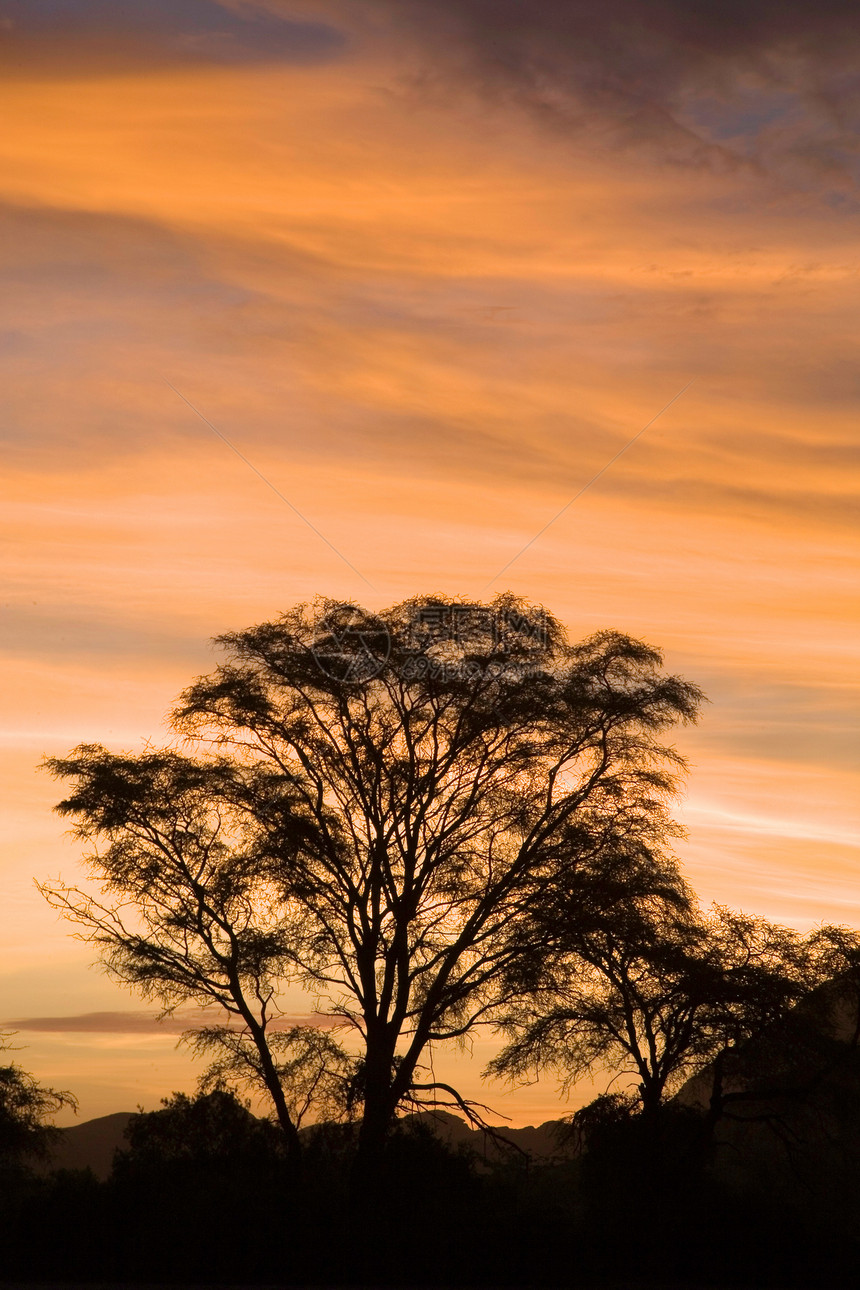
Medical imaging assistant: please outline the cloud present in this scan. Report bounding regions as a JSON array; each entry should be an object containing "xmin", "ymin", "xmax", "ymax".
[
  {"xmin": 301, "ymin": 0, "xmax": 860, "ymax": 180},
  {"xmin": 2, "ymin": 190, "xmax": 856, "ymax": 544},
  {"xmin": 0, "ymin": 200, "xmax": 330, "ymax": 469},
  {"xmin": 2, "ymin": 1009, "xmax": 343, "ymax": 1034},
  {"xmin": 0, "ymin": 0, "xmax": 347, "ymax": 76},
  {"xmin": 0, "ymin": 604, "xmax": 209, "ymax": 665}
]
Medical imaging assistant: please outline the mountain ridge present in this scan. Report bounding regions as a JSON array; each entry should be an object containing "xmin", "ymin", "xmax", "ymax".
[{"xmin": 41, "ymin": 1106, "xmax": 575, "ymax": 1179}]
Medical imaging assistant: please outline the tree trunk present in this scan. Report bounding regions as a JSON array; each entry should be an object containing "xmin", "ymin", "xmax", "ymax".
[
  {"xmin": 352, "ymin": 1041, "xmax": 398, "ymax": 1198},
  {"xmin": 244, "ymin": 1018, "xmax": 303, "ymax": 1167},
  {"xmin": 270, "ymin": 1085, "xmax": 303, "ymax": 1168}
]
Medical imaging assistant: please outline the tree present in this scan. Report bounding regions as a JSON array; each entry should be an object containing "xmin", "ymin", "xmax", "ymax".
[
  {"xmin": 489, "ymin": 901, "xmax": 819, "ymax": 1127},
  {"xmin": 696, "ymin": 922, "xmax": 860, "ymax": 1141},
  {"xmin": 114, "ymin": 1087, "xmax": 286, "ymax": 1172},
  {"xmin": 0, "ymin": 1035, "xmax": 77, "ymax": 1173},
  {"xmin": 43, "ymin": 595, "xmax": 702, "ymax": 1178},
  {"xmin": 488, "ymin": 899, "xmax": 860, "ymax": 1241},
  {"xmin": 40, "ymin": 751, "xmax": 350, "ymax": 1165},
  {"xmin": 107, "ymin": 1089, "xmax": 299, "ymax": 1283}
]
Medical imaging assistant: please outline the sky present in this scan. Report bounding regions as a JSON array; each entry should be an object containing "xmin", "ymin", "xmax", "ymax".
[{"xmin": 1, "ymin": 0, "xmax": 858, "ymax": 1127}]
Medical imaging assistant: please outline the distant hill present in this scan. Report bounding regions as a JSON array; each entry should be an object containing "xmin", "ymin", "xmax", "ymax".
[
  {"xmin": 408, "ymin": 1108, "xmax": 575, "ymax": 1163},
  {"xmin": 38, "ymin": 1111, "xmax": 134, "ymax": 1179},
  {"xmin": 39, "ymin": 1106, "xmax": 573, "ymax": 1179},
  {"xmin": 674, "ymin": 975, "xmax": 860, "ymax": 1236}
]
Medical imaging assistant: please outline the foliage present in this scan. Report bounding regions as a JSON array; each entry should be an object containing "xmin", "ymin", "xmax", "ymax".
[
  {"xmin": 489, "ymin": 900, "xmax": 822, "ymax": 1118},
  {"xmin": 115, "ymin": 1087, "xmax": 285, "ymax": 1170},
  {"xmin": 0, "ymin": 1034, "xmax": 76, "ymax": 1171},
  {"xmin": 42, "ymin": 595, "xmax": 702, "ymax": 1168}
]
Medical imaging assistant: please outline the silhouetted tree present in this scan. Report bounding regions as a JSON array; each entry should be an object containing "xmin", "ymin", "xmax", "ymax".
[
  {"xmin": 490, "ymin": 902, "xmax": 818, "ymax": 1127},
  {"xmin": 103, "ymin": 1088, "xmax": 300, "ymax": 1281},
  {"xmin": 114, "ymin": 1087, "xmax": 285, "ymax": 1172},
  {"xmin": 40, "ymin": 751, "xmax": 352, "ymax": 1165},
  {"xmin": 696, "ymin": 923, "xmax": 860, "ymax": 1140},
  {"xmin": 0, "ymin": 1034, "xmax": 76, "ymax": 1173},
  {"xmin": 43, "ymin": 595, "xmax": 702, "ymax": 1179}
]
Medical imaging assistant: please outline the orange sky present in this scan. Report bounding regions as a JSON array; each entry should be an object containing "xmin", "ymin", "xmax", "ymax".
[{"xmin": 1, "ymin": 1, "xmax": 858, "ymax": 1127}]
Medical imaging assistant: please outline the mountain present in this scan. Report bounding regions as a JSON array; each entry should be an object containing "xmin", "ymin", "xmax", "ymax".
[
  {"xmin": 674, "ymin": 975, "xmax": 860, "ymax": 1236},
  {"xmin": 39, "ymin": 1111, "xmax": 134, "ymax": 1179},
  {"xmin": 408, "ymin": 1108, "xmax": 575, "ymax": 1163}
]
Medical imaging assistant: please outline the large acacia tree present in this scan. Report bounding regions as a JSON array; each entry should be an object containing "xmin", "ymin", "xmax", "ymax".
[{"xmin": 44, "ymin": 595, "xmax": 702, "ymax": 1174}]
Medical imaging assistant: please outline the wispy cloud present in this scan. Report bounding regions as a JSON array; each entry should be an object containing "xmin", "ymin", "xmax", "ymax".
[
  {"xmin": 316, "ymin": 0, "xmax": 860, "ymax": 182},
  {"xmin": 2, "ymin": 1010, "xmax": 342, "ymax": 1035},
  {"xmin": 1, "ymin": 1, "xmax": 347, "ymax": 77}
]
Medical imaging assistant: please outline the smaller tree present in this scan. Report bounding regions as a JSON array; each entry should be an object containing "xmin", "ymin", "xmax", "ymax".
[
  {"xmin": 698, "ymin": 923, "xmax": 860, "ymax": 1134},
  {"xmin": 108, "ymin": 1088, "xmax": 301, "ymax": 1282},
  {"xmin": 114, "ymin": 1087, "xmax": 285, "ymax": 1172},
  {"xmin": 0, "ymin": 1035, "xmax": 77, "ymax": 1173},
  {"xmin": 488, "ymin": 902, "xmax": 818, "ymax": 1127}
]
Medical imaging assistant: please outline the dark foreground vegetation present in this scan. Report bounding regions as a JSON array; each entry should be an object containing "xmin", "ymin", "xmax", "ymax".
[
  {"xmin": 4, "ymin": 1081, "xmax": 860, "ymax": 1287},
  {"xmin": 7, "ymin": 597, "xmax": 860, "ymax": 1285}
]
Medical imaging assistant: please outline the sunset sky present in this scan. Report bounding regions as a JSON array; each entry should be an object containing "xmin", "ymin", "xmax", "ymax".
[{"xmin": 2, "ymin": 0, "xmax": 858, "ymax": 1127}]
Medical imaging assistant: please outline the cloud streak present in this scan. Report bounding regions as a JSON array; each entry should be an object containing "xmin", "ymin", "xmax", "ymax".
[
  {"xmin": 1, "ymin": 0, "xmax": 347, "ymax": 76},
  {"xmin": 2, "ymin": 1010, "xmax": 343, "ymax": 1035}
]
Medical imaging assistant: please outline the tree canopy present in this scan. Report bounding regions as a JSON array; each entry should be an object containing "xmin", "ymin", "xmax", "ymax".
[{"xmin": 43, "ymin": 595, "xmax": 703, "ymax": 1172}]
